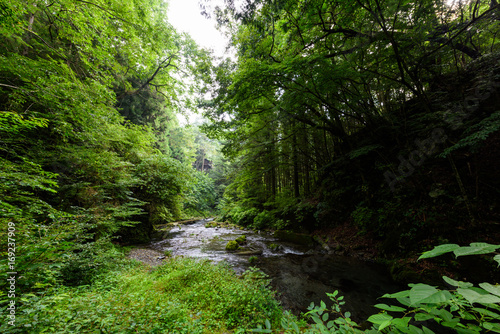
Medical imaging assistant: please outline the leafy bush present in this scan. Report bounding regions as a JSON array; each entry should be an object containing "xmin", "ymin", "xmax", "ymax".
[
  {"xmin": 351, "ymin": 205, "xmax": 374, "ymax": 230},
  {"xmin": 184, "ymin": 171, "xmax": 217, "ymax": 217},
  {"xmin": 58, "ymin": 238, "xmax": 124, "ymax": 286},
  {"xmin": 135, "ymin": 155, "xmax": 192, "ymax": 223},
  {"xmin": 227, "ymin": 206, "xmax": 260, "ymax": 226},
  {"xmin": 253, "ymin": 210, "xmax": 275, "ymax": 229}
]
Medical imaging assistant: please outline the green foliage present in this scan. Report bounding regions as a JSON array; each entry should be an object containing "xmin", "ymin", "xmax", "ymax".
[
  {"xmin": 370, "ymin": 243, "xmax": 500, "ymax": 333},
  {"xmin": 253, "ymin": 210, "xmax": 276, "ymax": 230},
  {"xmin": 441, "ymin": 110, "xmax": 500, "ymax": 157},
  {"xmin": 226, "ymin": 206, "xmax": 260, "ymax": 226},
  {"xmin": 205, "ymin": 0, "xmax": 500, "ymax": 250},
  {"xmin": 0, "ymin": 4, "xmax": 215, "ymax": 332},
  {"xmin": 253, "ymin": 290, "xmax": 365, "ymax": 334},
  {"xmin": 184, "ymin": 170, "xmax": 217, "ymax": 217},
  {"xmin": 135, "ymin": 155, "xmax": 192, "ymax": 223},
  {"xmin": 0, "ymin": 257, "xmax": 282, "ymax": 333},
  {"xmin": 351, "ymin": 206, "xmax": 374, "ymax": 230}
]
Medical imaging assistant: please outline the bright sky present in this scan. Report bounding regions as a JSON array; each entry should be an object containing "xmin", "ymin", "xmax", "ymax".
[
  {"xmin": 167, "ymin": 0, "xmax": 228, "ymax": 58},
  {"xmin": 167, "ymin": 0, "xmax": 230, "ymax": 125}
]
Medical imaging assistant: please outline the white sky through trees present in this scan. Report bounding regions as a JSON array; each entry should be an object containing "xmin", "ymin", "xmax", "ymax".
[
  {"xmin": 167, "ymin": 0, "xmax": 229, "ymax": 125},
  {"xmin": 168, "ymin": 0, "xmax": 227, "ymax": 58}
]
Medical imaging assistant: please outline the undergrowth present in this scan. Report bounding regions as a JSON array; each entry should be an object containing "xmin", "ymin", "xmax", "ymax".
[{"xmin": 1, "ymin": 255, "xmax": 282, "ymax": 333}]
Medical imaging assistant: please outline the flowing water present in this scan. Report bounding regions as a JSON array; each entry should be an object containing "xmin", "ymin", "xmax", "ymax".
[{"xmin": 150, "ymin": 219, "xmax": 401, "ymax": 322}]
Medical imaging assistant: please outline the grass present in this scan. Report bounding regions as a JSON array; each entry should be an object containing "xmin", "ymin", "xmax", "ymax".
[{"xmin": 1, "ymin": 256, "xmax": 283, "ymax": 333}]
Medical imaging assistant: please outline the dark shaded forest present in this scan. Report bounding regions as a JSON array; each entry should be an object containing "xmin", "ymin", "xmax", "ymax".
[{"xmin": 203, "ymin": 0, "xmax": 500, "ymax": 264}]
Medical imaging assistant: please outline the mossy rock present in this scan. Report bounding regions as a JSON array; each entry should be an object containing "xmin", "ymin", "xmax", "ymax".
[
  {"xmin": 268, "ymin": 243, "xmax": 283, "ymax": 251},
  {"xmin": 225, "ymin": 240, "xmax": 240, "ymax": 251},
  {"xmin": 235, "ymin": 235, "xmax": 247, "ymax": 244},
  {"xmin": 205, "ymin": 221, "xmax": 218, "ymax": 228},
  {"xmin": 273, "ymin": 230, "xmax": 315, "ymax": 246}
]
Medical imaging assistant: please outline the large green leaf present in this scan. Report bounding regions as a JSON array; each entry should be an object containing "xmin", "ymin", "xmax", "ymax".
[
  {"xmin": 409, "ymin": 284, "xmax": 440, "ymax": 305},
  {"xmin": 457, "ymin": 288, "xmax": 500, "ymax": 305},
  {"xmin": 418, "ymin": 244, "xmax": 460, "ymax": 260},
  {"xmin": 443, "ymin": 276, "xmax": 473, "ymax": 288},
  {"xmin": 374, "ymin": 304, "xmax": 406, "ymax": 312},
  {"xmin": 479, "ymin": 283, "xmax": 500, "ymax": 297},
  {"xmin": 483, "ymin": 321, "xmax": 500, "ymax": 332},
  {"xmin": 367, "ymin": 313, "xmax": 393, "ymax": 325},
  {"xmin": 472, "ymin": 307, "xmax": 500, "ymax": 319},
  {"xmin": 453, "ymin": 243, "xmax": 500, "ymax": 257}
]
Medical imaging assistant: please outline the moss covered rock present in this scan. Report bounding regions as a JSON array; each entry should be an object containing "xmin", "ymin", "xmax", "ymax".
[
  {"xmin": 235, "ymin": 235, "xmax": 247, "ymax": 244},
  {"xmin": 268, "ymin": 243, "xmax": 283, "ymax": 251},
  {"xmin": 225, "ymin": 240, "xmax": 240, "ymax": 251}
]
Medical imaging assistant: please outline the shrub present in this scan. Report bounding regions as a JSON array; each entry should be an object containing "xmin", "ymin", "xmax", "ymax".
[
  {"xmin": 253, "ymin": 210, "xmax": 275, "ymax": 229},
  {"xmin": 351, "ymin": 205, "xmax": 373, "ymax": 230}
]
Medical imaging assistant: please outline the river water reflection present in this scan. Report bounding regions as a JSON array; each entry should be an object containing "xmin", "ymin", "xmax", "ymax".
[{"xmin": 150, "ymin": 219, "xmax": 401, "ymax": 321}]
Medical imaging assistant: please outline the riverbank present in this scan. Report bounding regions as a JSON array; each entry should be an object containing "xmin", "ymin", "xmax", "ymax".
[{"xmin": 1, "ymin": 249, "xmax": 284, "ymax": 334}]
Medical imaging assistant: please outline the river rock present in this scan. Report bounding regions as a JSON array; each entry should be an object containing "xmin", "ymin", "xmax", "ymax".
[
  {"xmin": 235, "ymin": 249, "xmax": 263, "ymax": 256},
  {"xmin": 235, "ymin": 235, "xmax": 247, "ymax": 244},
  {"xmin": 225, "ymin": 240, "xmax": 240, "ymax": 251},
  {"xmin": 268, "ymin": 243, "xmax": 283, "ymax": 251}
]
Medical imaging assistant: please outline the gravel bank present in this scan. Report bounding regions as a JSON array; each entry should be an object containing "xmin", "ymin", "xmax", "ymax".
[{"xmin": 127, "ymin": 247, "xmax": 167, "ymax": 267}]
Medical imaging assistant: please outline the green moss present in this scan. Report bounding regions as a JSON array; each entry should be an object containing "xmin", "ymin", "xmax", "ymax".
[
  {"xmin": 205, "ymin": 221, "xmax": 218, "ymax": 228},
  {"xmin": 235, "ymin": 235, "xmax": 247, "ymax": 244},
  {"xmin": 225, "ymin": 240, "xmax": 240, "ymax": 251},
  {"xmin": 268, "ymin": 243, "xmax": 282, "ymax": 251}
]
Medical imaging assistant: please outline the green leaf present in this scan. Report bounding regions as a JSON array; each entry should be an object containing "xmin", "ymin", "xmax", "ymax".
[
  {"xmin": 483, "ymin": 321, "xmax": 500, "ymax": 332},
  {"xmin": 494, "ymin": 255, "xmax": 500, "ymax": 267},
  {"xmin": 409, "ymin": 284, "xmax": 439, "ymax": 305},
  {"xmin": 472, "ymin": 307, "xmax": 500, "ymax": 319},
  {"xmin": 367, "ymin": 313, "xmax": 393, "ymax": 325},
  {"xmin": 455, "ymin": 328, "xmax": 481, "ymax": 334},
  {"xmin": 421, "ymin": 326, "xmax": 436, "ymax": 334},
  {"xmin": 391, "ymin": 317, "xmax": 411, "ymax": 328},
  {"xmin": 453, "ymin": 243, "xmax": 500, "ymax": 257},
  {"xmin": 415, "ymin": 313, "xmax": 434, "ymax": 321},
  {"xmin": 479, "ymin": 283, "xmax": 500, "ymax": 297},
  {"xmin": 374, "ymin": 304, "xmax": 406, "ymax": 312},
  {"xmin": 457, "ymin": 288, "xmax": 500, "ymax": 304},
  {"xmin": 379, "ymin": 320, "xmax": 392, "ymax": 331},
  {"xmin": 382, "ymin": 290, "xmax": 410, "ymax": 299},
  {"xmin": 418, "ymin": 244, "xmax": 460, "ymax": 260},
  {"xmin": 443, "ymin": 276, "xmax": 474, "ymax": 288}
]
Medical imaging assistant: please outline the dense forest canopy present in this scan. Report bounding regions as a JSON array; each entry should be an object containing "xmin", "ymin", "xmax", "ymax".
[{"xmin": 202, "ymin": 0, "xmax": 500, "ymax": 254}]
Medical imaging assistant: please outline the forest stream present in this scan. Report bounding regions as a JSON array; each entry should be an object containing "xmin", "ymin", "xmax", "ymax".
[{"xmin": 149, "ymin": 219, "xmax": 402, "ymax": 322}]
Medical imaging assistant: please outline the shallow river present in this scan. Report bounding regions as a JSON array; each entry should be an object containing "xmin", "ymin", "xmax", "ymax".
[{"xmin": 150, "ymin": 219, "xmax": 401, "ymax": 322}]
